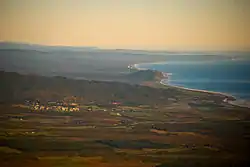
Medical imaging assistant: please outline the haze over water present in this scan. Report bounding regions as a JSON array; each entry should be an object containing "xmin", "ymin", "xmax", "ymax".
[{"xmin": 137, "ymin": 55, "xmax": 250, "ymax": 100}]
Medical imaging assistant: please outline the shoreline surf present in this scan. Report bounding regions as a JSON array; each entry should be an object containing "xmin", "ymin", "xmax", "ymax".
[
  {"xmin": 160, "ymin": 79, "xmax": 236, "ymax": 100},
  {"xmin": 131, "ymin": 63, "xmax": 235, "ymax": 99},
  {"xmin": 130, "ymin": 63, "xmax": 250, "ymax": 108}
]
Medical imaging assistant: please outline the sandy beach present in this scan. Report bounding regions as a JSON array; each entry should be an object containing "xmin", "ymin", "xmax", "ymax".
[
  {"xmin": 132, "ymin": 63, "xmax": 248, "ymax": 106},
  {"xmin": 160, "ymin": 79, "xmax": 236, "ymax": 100},
  {"xmin": 159, "ymin": 73, "xmax": 250, "ymax": 108},
  {"xmin": 133, "ymin": 63, "xmax": 234, "ymax": 96}
]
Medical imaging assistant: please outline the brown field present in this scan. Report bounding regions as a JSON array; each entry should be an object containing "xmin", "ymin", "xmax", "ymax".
[{"xmin": 1, "ymin": 72, "xmax": 250, "ymax": 166}]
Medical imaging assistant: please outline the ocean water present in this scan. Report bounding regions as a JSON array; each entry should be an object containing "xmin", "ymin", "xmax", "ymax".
[{"xmin": 136, "ymin": 59, "xmax": 250, "ymax": 100}]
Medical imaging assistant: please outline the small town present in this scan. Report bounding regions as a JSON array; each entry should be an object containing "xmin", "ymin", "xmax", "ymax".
[
  {"xmin": 22, "ymin": 98, "xmax": 130, "ymax": 113},
  {"xmin": 26, "ymin": 100, "xmax": 80, "ymax": 112}
]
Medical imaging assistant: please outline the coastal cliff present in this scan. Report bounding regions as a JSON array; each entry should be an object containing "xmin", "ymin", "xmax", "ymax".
[{"xmin": 125, "ymin": 69, "xmax": 164, "ymax": 83}]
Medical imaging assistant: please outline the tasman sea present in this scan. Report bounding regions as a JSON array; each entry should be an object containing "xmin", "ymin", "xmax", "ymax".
[{"xmin": 135, "ymin": 56, "xmax": 250, "ymax": 101}]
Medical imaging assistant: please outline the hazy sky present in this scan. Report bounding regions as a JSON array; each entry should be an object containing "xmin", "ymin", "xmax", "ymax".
[{"xmin": 0, "ymin": 0, "xmax": 250, "ymax": 50}]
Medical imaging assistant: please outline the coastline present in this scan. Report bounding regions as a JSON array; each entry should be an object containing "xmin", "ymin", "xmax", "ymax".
[
  {"xmin": 132, "ymin": 63, "xmax": 250, "ymax": 108},
  {"xmin": 131, "ymin": 63, "xmax": 238, "ymax": 101},
  {"xmin": 160, "ymin": 79, "xmax": 236, "ymax": 100}
]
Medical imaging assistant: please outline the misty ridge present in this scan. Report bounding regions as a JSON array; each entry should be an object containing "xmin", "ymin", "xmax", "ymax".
[
  {"xmin": 1, "ymin": 42, "xmax": 249, "ymax": 82},
  {"xmin": 0, "ymin": 42, "xmax": 166, "ymax": 79}
]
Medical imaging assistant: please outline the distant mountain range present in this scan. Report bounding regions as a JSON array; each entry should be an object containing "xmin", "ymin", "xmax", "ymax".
[
  {"xmin": 0, "ymin": 42, "xmax": 99, "ymax": 52},
  {"xmin": 0, "ymin": 41, "xmax": 249, "ymax": 56}
]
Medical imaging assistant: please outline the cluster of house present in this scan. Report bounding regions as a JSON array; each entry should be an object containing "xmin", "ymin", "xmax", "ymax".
[{"xmin": 25, "ymin": 100, "xmax": 80, "ymax": 112}]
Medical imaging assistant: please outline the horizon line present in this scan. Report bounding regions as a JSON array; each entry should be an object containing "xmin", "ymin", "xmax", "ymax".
[{"xmin": 1, "ymin": 40, "xmax": 250, "ymax": 53}]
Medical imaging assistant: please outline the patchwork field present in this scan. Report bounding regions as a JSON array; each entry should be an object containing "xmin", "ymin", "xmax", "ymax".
[
  {"xmin": 1, "ymin": 101, "xmax": 250, "ymax": 167},
  {"xmin": 1, "ymin": 71, "xmax": 250, "ymax": 167}
]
